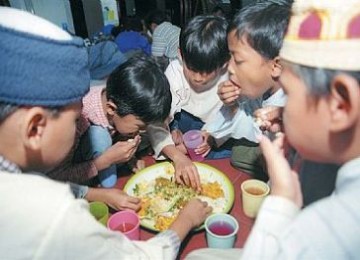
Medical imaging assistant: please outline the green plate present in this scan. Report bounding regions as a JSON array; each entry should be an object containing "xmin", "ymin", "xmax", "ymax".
[{"xmin": 124, "ymin": 161, "xmax": 235, "ymax": 232}]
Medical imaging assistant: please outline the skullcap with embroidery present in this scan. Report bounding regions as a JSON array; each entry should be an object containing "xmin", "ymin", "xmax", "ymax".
[{"xmin": 280, "ymin": 0, "xmax": 360, "ymax": 70}]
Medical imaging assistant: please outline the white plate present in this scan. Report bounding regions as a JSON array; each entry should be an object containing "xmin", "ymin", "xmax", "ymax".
[{"xmin": 124, "ymin": 161, "xmax": 235, "ymax": 232}]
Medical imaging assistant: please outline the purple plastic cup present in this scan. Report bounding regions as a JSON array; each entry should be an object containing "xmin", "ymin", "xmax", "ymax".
[{"xmin": 183, "ymin": 130, "xmax": 204, "ymax": 161}]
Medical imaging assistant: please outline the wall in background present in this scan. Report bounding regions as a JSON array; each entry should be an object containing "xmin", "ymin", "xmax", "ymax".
[{"xmin": 9, "ymin": 0, "xmax": 75, "ymax": 33}]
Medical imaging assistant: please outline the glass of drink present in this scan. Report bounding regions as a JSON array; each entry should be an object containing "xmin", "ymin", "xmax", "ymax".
[
  {"xmin": 241, "ymin": 179, "xmax": 270, "ymax": 218},
  {"xmin": 89, "ymin": 201, "xmax": 109, "ymax": 226},
  {"xmin": 107, "ymin": 210, "xmax": 140, "ymax": 240},
  {"xmin": 183, "ymin": 130, "xmax": 205, "ymax": 161},
  {"xmin": 204, "ymin": 213, "xmax": 239, "ymax": 248}
]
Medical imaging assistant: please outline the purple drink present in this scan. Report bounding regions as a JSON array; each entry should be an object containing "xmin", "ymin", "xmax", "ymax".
[
  {"xmin": 208, "ymin": 221, "xmax": 235, "ymax": 236},
  {"xmin": 187, "ymin": 148, "xmax": 204, "ymax": 162},
  {"xmin": 183, "ymin": 130, "xmax": 204, "ymax": 161}
]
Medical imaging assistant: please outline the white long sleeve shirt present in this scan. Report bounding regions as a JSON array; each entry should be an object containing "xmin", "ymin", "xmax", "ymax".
[
  {"xmin": 241, "ymin": 156, "xmax": 360, "ymax": 259},
  {"xmin": 204, "ymin": 88, "xmax": 286, "ymax": 146},
  {"xmin": 148, "ymin": 59, "xmax": 228, "ymax": 156},
  {"xmin": 187, "ymin": 157, "xmax": 360, "ymax": 260},
  {"xmin": 0, "ymin": 172, "xmax": 181, "ymax": 260}
]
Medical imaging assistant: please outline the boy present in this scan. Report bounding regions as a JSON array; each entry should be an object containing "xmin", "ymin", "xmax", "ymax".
[
  {"xmin": 148, "ymin": 15, "xmax": 230, "ymax": 190},
  {"xmin": 216, "ymin": 0, "xmax": 338, "ymax": 203},
  {"xmin": 145, "ymin": 9, "xmax": 181, "ymax": 70},
  {"xmin": 208, "ymin": 1, "xmax": 338, "ymax": 201},
  {"xmin": 187, "ymin": 0, "xmax": 360, "ymax": 258},
  {"xmin": 203, "ymin": 0, "xmax": 290, "ymax": 179},
  {"xmin": 0, "ymin": 7, "xmax": 211, "ymax": 259},
  {"xmin": 48, "ymin": 55, "xmax": 171, "ymax": 188}
]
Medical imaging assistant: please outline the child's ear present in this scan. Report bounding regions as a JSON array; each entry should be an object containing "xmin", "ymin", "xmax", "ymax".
[
  {"xmin": 22, "ymin": 107, "xmax": 47, "ymax": 150},
  {"xmin": 106, "ymin": 100, "xmax": 117, "ymax": 116},
  {"xmin": 270, "ymin": 56, "xmax": 283, "ymax": 78},
  {"xmin": 329, "ymin": 74, "xmax": 360, "ymax": 132}
]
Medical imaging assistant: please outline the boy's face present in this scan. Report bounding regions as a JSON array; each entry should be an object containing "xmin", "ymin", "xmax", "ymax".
[
  {"xmin": 279, "ymin": 64, "xmax": 331, "ymax": 162},
  {"xmin": 41, "ymin": 102, "xmax": 82, "ymax": 171},
  {"xmin": 112, "ymin": 113, "xmax": 146, "ymax": 139},
  {"xmin": 183, "ymin": 62, "xmax": 223, "ymax": 92},
  {"xmin": 227, "ymin": 31, "xmax": 278, "ymax": 99}
]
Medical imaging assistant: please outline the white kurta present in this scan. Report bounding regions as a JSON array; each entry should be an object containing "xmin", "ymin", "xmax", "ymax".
[
  {"xmin": 186, "ymin": 157, "xmax": 360, "ymax": 259},
  {"xmin": 204, "ymin": 88, "xmax": 286, "ymax": 146},
  {"xmin": 0, "ymin": 172, "xmax": 180, "ymax": 260}
]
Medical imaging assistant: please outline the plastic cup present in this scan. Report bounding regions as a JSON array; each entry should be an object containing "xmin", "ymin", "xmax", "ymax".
[
  {"xmin": 183, "ymin": 130, "xmax": 204, "ymax": 161},
  {"xmin": 241, "ymin": 179, "xmax": 270, "ymax": 218},
  {"xmin": 89, "ymin": 201, "xmax": 109, "ymax": 226},
  {"xmin": 107, "ymin": 210, "xmax": 140, "ymax": 240},
  {"xmin": 205, "ymin": 213, "xmax": 239, "ymax": 248}
]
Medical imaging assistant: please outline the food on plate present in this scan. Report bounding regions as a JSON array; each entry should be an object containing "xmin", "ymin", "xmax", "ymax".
[
  {"xmin": 201, "ymin": 182, "xmax": 224, "ymax": 199},
  {"xmin": 155, "ymin": 215, "xmax": 177, "ymax": 231},
  {"xmin": 124, "ymin": 162, "xmax": 234, "ymax": 232},
  {"xmin": 164, "ymin": 164, "xmax": 175, "ymax": 175},
  {"xmin": 133, "ymin": 176, "xmax": 226, "ymax": 231}
]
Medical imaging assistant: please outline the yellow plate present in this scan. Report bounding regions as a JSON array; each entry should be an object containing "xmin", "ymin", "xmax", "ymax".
[{"xmin": 124, "ymin": 161, "xmax": 235, "ymax": 232}]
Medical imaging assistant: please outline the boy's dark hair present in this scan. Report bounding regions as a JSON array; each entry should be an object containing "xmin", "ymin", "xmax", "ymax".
[
  {"xmin": 0, "ymin": 103, "xmax": 60, "ymax": 124},
  {"xmin": 179, "ymin": 15, "xmax": 230, "ymax": 73},
  {"xmin": 287, "ymin": 63, "xmax": 360, "ymax": 97},
  {"xmin": 0, "ymin": 103, "xmax": 18, "ymax": 123},
  {"xmin": 106, "ymin": 54, "xmax": 171, "ymax": 124},
  {"xmin": 229, "ymin": 0, "xmax": 292, "ymax": 60},
  {"xmin": 211, "ymin": 5, "xmax": 225, "ymax": 17},
  {"xmin": 144, "ymin": 9, "xmax": 168, "ymax": 29}
]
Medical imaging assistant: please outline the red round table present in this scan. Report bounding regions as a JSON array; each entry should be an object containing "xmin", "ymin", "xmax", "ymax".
[{"xmin": 116, "ymin": 156, "xmax": 255, "ymax": 259}]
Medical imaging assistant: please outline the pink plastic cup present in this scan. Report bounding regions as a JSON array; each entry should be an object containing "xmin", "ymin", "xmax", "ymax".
[
  {"xmin": 183, "ymin": 130, "xmax": 204, "ymax": 161},
  {"xmin": 107, "ymin": 211, "xmax": 140, "ymax": 240}
]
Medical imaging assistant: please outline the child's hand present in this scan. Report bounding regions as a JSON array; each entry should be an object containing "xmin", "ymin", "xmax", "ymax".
[
  {"xmin": 169, "ymin": 198, "xmax": 212, "ymax": 241},
  {"xmin": 178, "ymin": 198, "xmax": 212, "ymax": 228},
  {"xmin": 217, "ymin": 80, "xmax": 241, "ymax": 106},
  {"xmin": 195, "ymin": 131, "xmax": 213, "ymax": 157},
  {"xmin": 171, "ymin": 129, "xmax": 183, "ymax": 146},
  {"xmin": 94, "ymin": 135, "xmax": 141, "ymax": 171},
  {"xmin": 254, "ymin": 106, "xmax": 283, "ymax": 133},
  {"xmin": 103, "ymin": 188, "xmax": 142, "ymax": 211},
  {"xmin": 173, "ymin": 152, "xmax": 201, "ymax": 191},
  {"xmin": 86, "ymin": 187, "xmax": 141, "ymax": 212},
  {"xmin": 258, "ymin": 134, "xmax": 303, "ymax": 208}
]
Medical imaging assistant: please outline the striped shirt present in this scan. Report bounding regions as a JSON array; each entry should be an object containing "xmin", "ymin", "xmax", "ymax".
[{"xmin": 151, "ymin": 22, "xmax": 181, "ymax": 59}]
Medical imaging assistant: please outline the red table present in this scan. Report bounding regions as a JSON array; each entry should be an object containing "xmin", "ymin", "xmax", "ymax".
[{"xmin": 116, "ymin": 156, "xmax": 255, "ymax": 259}]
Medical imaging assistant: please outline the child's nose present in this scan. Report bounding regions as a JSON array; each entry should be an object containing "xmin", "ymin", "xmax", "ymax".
[
  {"xmin": 227, "ymin": 58, "xmax": 235, "ymax": 75},
  {"xmin": 193, "ymin": 73, "xmax": 205, "ymax": 83}
]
